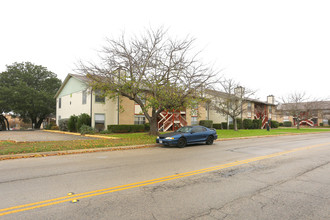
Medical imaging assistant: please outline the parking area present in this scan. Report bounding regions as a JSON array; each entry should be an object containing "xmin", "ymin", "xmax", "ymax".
[{"xmin": 0, "ymin": 130, "xmax": 98, "ymax": 142}]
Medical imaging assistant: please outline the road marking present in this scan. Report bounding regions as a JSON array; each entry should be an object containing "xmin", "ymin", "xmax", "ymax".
[{"xmin": 1, "ymin": 142, "xmax": 329, "ymax": 216}]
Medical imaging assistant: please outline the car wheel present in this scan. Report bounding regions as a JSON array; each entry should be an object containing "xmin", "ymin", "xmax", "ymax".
[
  {"xmin": 206, "ymin": 136, "xmax": 214, "ymax": 145},
  {"xmin": 177, "ymin": 137, "xmax": 187, "ymax": 148}
]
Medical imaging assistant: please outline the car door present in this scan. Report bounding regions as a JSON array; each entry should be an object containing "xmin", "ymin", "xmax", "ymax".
[{"xmin": 190, "ymin": 127, "xmax": 205, "ymax": 142}]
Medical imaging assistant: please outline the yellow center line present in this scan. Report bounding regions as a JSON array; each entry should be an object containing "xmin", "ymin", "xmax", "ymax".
[{"xmin": 1, "ymin": 142, "xmax": 329, "ymax": 216}]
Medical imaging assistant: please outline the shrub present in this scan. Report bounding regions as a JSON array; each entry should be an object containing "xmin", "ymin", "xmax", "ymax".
[
  {"xmin": 283, "ymin": 121, "xmax": 292, "ymax": 127},
  {"xmin": 77, "ymin": 113, "xmax": 91, "ymax": 131},
  {"xmin": 144, "ymin": 123, "xmax": 150, "ymax": 131},
  {"xmin": 80, "ymin": 125, "xmax": 95, "ymax": 135},
  {"xmin": 108, "ymin": 124, "xmax": 145, "ymax": 133},
  {"xmin": 221, "ymin": 122, "xmax": 228, "ymax": 129},
  {"xmin": 270, "ymin": 120, "xmax": 279, "ymax": 128},
  {"xmin": 229, "ymin": 124, "xmax": 234, "ymax": 129},
  {"xmin": 100, "ymin": 130, "xmax": 112, "ymax": 134},
  {"xmin": 67, "ymin": 115, "xmax": 78, "ymax": 132},
  {"xmin": 252, "ymin": 119, "xmax": 262, "ymax": 129},
  {"xmin": 235, "ymin": 118, "xmax": 242, "ymax": 129},
  {"xmin": 243, "ymin": 119, "xmax": 253, "ymax": 129},
  {"xmin": 59, "ymin": 119, "xmax": 69, "ymax": 131},
  {"xmin": 279, "ymin": 122, "xmax": 284, "ymax": 127},
  {"xmin": 320, "ymin": 123, "xmax": 324, "ymax": 127},
  {"xmin": 199, "ymin": 120, "xmax": 213, "ymax": 128},
  {"xmin": 45, "ymin": 122, "xmax": 56, "ymax": 130},
  {"xmin": 50, "ymin": 125, "xmax": 59, "ymax": 130},
  {"xmin": 328, "ymin": 119, "xmax": 330, "ymax": 126},
  {"xmin": 213, "ymin": 123, "xmax": 222, "ymax": 129}
]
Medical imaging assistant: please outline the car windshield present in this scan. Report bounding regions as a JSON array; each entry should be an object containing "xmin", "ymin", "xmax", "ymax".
[{"xmin": 176, "ymin": 127, "xmax": 192, "ymax": 133}]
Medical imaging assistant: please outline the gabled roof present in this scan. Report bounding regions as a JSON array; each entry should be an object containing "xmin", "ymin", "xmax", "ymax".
[{"xmin": 54, "ymin": 74, "xmax": 89, "ymax": 98}]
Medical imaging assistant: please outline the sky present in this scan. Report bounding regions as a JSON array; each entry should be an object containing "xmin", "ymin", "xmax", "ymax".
[{"xmin": 1, "ymin": 0, "xmax": 329, "ymax": 102}]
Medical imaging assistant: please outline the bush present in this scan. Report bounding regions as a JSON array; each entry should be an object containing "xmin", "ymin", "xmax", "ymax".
[
  {"xmin": 279, "ymin": 122, "xmax": 284, "ymax": 127},
  {"xmin": 45, "ymin": 122, "xmax": 56, "ymax": 130},
  {"xmin": 236, "ymin": 118, "xmax": 243, "ymax": 129},
  {"xmin": 68, "ymin": 115, "xmax": 78, "ymax": 132},
  {"xmin": 59, "ymin": 119, "xmax": 69, "ymax": 131},
  {"xmin": 283, "ymin": 121, "xmax": 292, "ymax": 127},
  {"xmin": 320, "ymin": 123, "xmax": 324, "ymax": 127},
  {"xmin": 270, "ymin": 120, "xmax": 279, "ymax": 128},
  {"xmin": 144, "ymin": 123, "xmax": 150, "ymax": 131},
  {"xmin": 108, "ymin": 124, "xmax": 145, "ymax": 133},
  {"xmin": 80, "ymin": 125, "xmax": 95, "ymax": 135},
  {"xmin": 77, "ymin": 113, "xmax": 91, "ymax": 131},
  {"xmin": 243, "ymin": 119, "xmax": 253, "ymax": 129},
  {"xmin": 199, "ymin": 120, "xmax": 213, "ymax": 128},
  {"xmin": 221, "ymin": 122, "xmax": 228, "ymax": 129},
  {"xmin": 100, "ymin": 130, "xmax": 112, "ymax": 134},
  {"xmin": 253, "ymin": 119, "xmax": 262, "ymax": 129},
  {"xmin": 213, "ymin": 123, "xmax": 222, "ymax": 129},
  {"xmin": 229, "ymin": 124, "xmax": 234, "ymax": 129},
  {"xmin": 50, "ymin": 125, "xmax": 59, "ymax": 130}
]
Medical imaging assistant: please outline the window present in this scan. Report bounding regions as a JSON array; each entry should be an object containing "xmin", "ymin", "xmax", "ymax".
[
  {"xmin": 59, "ymin": 98, "xmax": 61, "ymax": 108},
  {"xmin": 134, "ymin": 115, "xmax": 146, "ymax": 125},
  {"xmin": 95, "ymin": 114, "xmax": 105, "ymax": 131},
  {"xmin": 82, "ymin": 90, "xmax": 87, "ymax": 105},
  {"xmin": 192, "ymin": 126, "xmax": 206, "ymax": 133},
  {"xmin": 191, "ymin": 117, "xmax": 198, "ymax": 125},
  {"xmin": 269, "ymin": 106, "xmax": 272, "ymax": 113},
  {"xmin": 95, "ymin": 90, "xmax": 105, "ymax": 103},
  {"xmin": 247, "ymin": 102, "xmax": 252, "ymax": 112}
]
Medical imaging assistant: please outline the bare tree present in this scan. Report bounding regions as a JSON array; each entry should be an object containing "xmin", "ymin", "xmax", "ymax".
[
  {"xmin": 209, "ymin": 78, "xmax": 255, "ymax": 131},
  {"xmin": 279, "ymin": 92, "xmax": 321, "ymax": 129},
  {"xmin": 78, "ymin": 27, "xmax": 219, "ymax": 135}
]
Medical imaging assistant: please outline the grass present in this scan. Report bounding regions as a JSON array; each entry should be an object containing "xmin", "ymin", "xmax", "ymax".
[
  {"xmin": 1, "ymin": 128, "xmax": 330, "ymax": 155},
  {"xmin": 216, "ymin": 128, "xmax": 330, "ymax": 139}
]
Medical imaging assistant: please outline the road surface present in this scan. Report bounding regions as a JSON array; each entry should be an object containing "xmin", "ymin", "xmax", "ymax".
[{"xmin": 0, "ymin": 133, "xmax": 329, "ymax": 219}]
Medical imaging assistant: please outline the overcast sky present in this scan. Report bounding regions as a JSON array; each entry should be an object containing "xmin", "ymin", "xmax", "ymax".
[{"xmin": 1, "ymin": 0, "xmax": 329, "ymax": 101}]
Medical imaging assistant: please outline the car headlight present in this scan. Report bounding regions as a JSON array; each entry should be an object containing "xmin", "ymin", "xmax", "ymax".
[
  {"xmin": 157, "ymin": 136, "xmax": 159, "ymax": 139},
  {"xmin": 165, "ymin": 137, "xmax": 175, "ymax": 140}
]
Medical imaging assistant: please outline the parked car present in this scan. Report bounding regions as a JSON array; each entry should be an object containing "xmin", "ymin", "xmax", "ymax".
[{"xmin": 156, "ymin": 126, "xmax": 218, "ymax": 148}]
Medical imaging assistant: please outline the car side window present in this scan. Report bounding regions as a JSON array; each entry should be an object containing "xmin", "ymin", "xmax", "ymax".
[{"xmin": 192, "ymin": 127, "xmax": 204, "ymax": 133}]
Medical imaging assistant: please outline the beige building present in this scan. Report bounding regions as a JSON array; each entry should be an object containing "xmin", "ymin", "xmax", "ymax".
[
  {"xmin": 55, "ymin": 74, "xmax": 208, "ymax": 131},
  {"xmin": 276, "ymin": 101, "xmax": 330, "ymax": 126}
]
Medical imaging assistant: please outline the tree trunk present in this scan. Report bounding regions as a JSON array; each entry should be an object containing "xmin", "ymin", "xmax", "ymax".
[
  {"xmin": 234, "ymin": 117, "xmax": 238, "ymax": 131},
  {"xmin": 296, "ymin": 118, "xmax": 300, "ymax": 129},
  {"xmin": 35, "ymin": 118, "xmax": 44, "ymax": 129},
  {"xmin": 149, "ymin": 117, "xmax": 159, "ymax": 136}
]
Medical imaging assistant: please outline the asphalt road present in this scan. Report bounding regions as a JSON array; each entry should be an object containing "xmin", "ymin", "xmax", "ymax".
[{"xmin": 0, "ymin": 133, "xmax": 330, "ymax": 219}]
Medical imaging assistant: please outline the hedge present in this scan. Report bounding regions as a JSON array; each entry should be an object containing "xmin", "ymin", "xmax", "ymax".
[
  {"xmin": 199, "ymin": 120, "xmax": 213, "ymax": 128},
  {"xmin": 270, "ymin": 120, "xmax": 279, "ymax": 128},
  {"xmin": 221, "ymin": 122, "xmax": 228, "ymax": 129},
  {"xmin": 213, "ymin": 123, "xmax": 222, "ymax": 129},
  {"xmin": 108, "ymin": 124, "xmax": 146, "ymax": 133},
  {"xmin": 243, "ymin": 119, "xmax": 253, "ymax": 129},
  {"xmin": 253, "ymin": 119, "xmax": 262, "ymax": 129},
  {"xmin": 283, "ymin": 121, "xmax": 292, "ymax": 127}
]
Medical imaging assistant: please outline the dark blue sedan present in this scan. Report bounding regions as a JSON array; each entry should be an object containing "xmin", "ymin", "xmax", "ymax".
[{"xmin": 156, "ymin": 126, "xmax": 218, "ymax": 148}]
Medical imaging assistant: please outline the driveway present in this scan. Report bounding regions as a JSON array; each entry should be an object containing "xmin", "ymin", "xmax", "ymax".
[{"xmin": 0, "ymin": 130, "xmax": 98, "ymax": 142}]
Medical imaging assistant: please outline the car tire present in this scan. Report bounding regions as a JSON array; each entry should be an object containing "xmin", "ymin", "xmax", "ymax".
[
  {"xmin": 177, "ymin": 137, "xmax": 187, "ymax": 148},
  {"xmin": 206, "ymin": 136, "xmax": 214, "ymax": 145}
]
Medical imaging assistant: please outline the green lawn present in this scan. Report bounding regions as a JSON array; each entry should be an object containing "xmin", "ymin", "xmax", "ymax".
[
  {"xmin": 216, "ymin": 128, "xmax": 330, "ymax": 139},
  {"xmin": 1, "ymin": 128, "xmax": 330, "ymax": 155}
]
